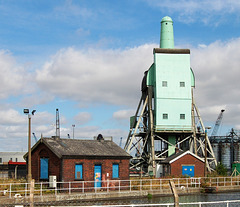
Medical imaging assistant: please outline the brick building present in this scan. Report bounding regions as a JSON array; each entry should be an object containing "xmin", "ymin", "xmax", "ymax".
[
  {"xmin": 24, "ymin": 137, "xmax": 131, "ymax": 185},
  {"xmin": 0, "ymin": 152, "xmax": 26, "ymax": 179},
  {"xmin": 161, "ymin": 150, "xmax": 205, "ymax": 177}
]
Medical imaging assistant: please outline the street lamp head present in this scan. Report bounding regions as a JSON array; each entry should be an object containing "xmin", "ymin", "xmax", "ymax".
[
  {"xmin": 23, "ymin": 109, "xmax": 29, "ymax": 114},
  {"xmin": 32, "ymin": 110, "xmax": 36, "ymax": 115}
]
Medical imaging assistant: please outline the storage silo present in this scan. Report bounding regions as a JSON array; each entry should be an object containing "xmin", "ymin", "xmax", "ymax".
[
  {"xmin": 212, "ymin": 142, "xmax": 219, "ymax": 163},
  {"xmin": 221, "ymin": 142, "xmax": 231, "ymax": 170},
  {"xmin": 234, "ymin": 142, "xmax": 240, "ymax": 162}
]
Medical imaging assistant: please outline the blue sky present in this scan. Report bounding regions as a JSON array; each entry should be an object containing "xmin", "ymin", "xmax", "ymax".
[{"xmin": 0, "ymin": 0, "xmax": 240, "ymax": 151}]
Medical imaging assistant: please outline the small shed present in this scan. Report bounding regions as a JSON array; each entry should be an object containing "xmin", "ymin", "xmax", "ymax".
[
  {"xmin": 24, "ymin": 137, "xmax": 131, "ymax": 184},
  {"xmin": 161, "ymin": 150, "xmax": 205, "ymax": 177}
]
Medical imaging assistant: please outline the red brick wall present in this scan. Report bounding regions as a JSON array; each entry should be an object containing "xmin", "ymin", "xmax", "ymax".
[
  {"xmin": 31, "ymin": 143, "xmax": 61, "ymax": 181},
  {"xmin": 30, "ymin": 142, "xmax": 130, "ymax": 183},
  {"xmin": 170, "ymin": 154, "xmax": 204, "ymax": 177},
  {"xmin": 62, "ymin": 158, "xmax": 130, "ymax": 182}
]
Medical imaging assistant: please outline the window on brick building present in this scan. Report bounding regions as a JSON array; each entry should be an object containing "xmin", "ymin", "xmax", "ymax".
[
  {"xmin": 112, "ymin": 164, "xmax": 119, "ymax": 178},
  {"xmin": 75, "ymin": 164, "xmax": 83, "ymax": 179}
]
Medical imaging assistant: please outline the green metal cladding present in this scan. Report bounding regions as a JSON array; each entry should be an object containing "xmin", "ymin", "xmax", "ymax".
[
  {"xmin": 160, "ymin": 16, "xmax": 174, "ymax": 49},
  {"xmin": 146, "ymin": 16, "xmax": 193, "ymax": 132},
  {"xmin": 154, "ymin": 52, "xmax": 192, "ymax": 131}
]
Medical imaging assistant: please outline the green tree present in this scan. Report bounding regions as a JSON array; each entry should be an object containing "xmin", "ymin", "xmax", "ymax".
[{"xmin": 215, "ymin": 163, "xmax": 227, "ymax": 176}]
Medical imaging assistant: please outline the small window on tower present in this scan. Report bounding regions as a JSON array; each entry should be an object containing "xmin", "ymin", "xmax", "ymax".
[
  {"xmin": 163, "ymin": 113, "xmax": 168, "ymax": 119},
  {"xmin": 162, "ymin": 81, "xmax": 168, "ymax": 87},
  {"xmin": 180, "ymin": 82, "xmax": 185, "ymax": 87},
  {"xmin": 180, "ymin": 114, "xmax": 185, "ymax": 119}
]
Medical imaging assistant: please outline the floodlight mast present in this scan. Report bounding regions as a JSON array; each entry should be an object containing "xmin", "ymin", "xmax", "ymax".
[{"xmin": 24, "ymin": 109, "xmax": 36, "ymax": 183}]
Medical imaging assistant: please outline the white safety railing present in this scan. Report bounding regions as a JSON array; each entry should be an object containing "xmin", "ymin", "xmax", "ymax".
[
  {"xmin": 0, "ymin": 176, "xmax": 239, "ymax": 198},
  {"xmin": 49, "ymin": 199, "xmax": 240, "ymax": 207}
]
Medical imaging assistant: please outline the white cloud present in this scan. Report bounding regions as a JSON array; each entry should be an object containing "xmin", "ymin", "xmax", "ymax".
[
  {"xmin": 191, "ymin": 38, "xmax": 240, "ymax": 128},
  {"xmin": 0, "ymin": 109, "xmax": 25, "ymax": 125},
  {"xmin": 74, "ymin": 112, "xmax": 92, "ymax": 125},
  {"xmin": 113, "ymin": 109, "xmax": 135, "ymax": 120},
  {"xmin": 145, "ymin": 0, "xmax": 240, "ymax": 24},
  {"xmin": 0, "ymin": 50, "xmax": 30, "ymax": 99},
  {"xmin": 36, "ymin": 44, "xmax": 155, "ymax": 107}
]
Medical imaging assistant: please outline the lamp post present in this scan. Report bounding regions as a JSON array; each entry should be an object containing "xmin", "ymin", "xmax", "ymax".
[
  {"xmin": 24, "ymin": 109, "xmax": 36, "ymax": 183},
  {"xmin": 72, "ymin": 124, "xmax": 75, "ymax": 139}
]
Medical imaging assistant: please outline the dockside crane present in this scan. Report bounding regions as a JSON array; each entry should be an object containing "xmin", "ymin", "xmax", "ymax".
[
  {"xmin": 32, "ymin": 132, "xmax": 38, "ymax": 143},
  {"xmin": 210, "ymin": 109, "xmax": 225, "ymax": 137}
]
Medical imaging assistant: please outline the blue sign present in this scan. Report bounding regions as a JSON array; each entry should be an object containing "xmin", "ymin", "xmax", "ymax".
[{"xmin": 182, "ymin": 165, "xmax": 194, "ymax": 177}]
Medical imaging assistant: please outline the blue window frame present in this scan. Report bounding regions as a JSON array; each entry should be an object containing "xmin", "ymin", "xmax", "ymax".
[
  {"xmin": 112, "ymin": 164, "xmax": 119, "ymax": 178},
  {"xmin": 75, "ymin": 164, "xmax": 83, "ymax": 179},
  {"xmin": 40, "ymin": 158, "xmax": 49, "ymax": 179}
]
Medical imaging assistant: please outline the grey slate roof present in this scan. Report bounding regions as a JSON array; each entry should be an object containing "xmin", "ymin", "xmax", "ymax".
[
  {"xmin": 161, "ymin": 150, "xmax": 204, "ymax": 164},
  {"xmin": 160, "ymin": 150, "xmax": 185, "ymax": 164},
  {"xmin": 32, "ymin": 138, "xmax": 131, "ymax": 159}
]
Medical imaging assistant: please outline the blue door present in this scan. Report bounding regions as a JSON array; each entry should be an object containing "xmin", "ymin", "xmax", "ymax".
[
  {"xmin": 182, "ymin": 165, "xmax": 194, "ymax": 177},
  {"xmin": 40, "ymin": 158, "xmax": 49, "ymax": 179},
  {"xmin": 94, "ymin": 165, "xmax": 102, "ymax": 188}
]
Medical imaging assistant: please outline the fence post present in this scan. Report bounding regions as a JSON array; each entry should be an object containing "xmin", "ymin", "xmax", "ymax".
[
  {"xmin": 169, "ymin": 180, "xmax": 179, "ymax": 207},
  {"xmin": 231, "ymin": 177, "xmax": 233, "ymax": 186},
  {"xmin": 150, "ymin": 179, "xmax": 152, "ymax": 191},
  {"xmin": 30, "ymin": 179, "xmax": 35, "ymax": 207},
  {"xmin": 130, "ymin": 180, "xmax": 131, "ymax": 192},
  {"xmin": 186, "ymin": 178, "xmax": 188, "ymax": 188},
  {"xmin": 69, "ymin": 182, "xmax": 71, "ymax": 195},
  {"xmin": 9, "ymin": 183, "xmax": 11, "ymax": 198},
  {"xmin": 119, "ymin": 180, "xmax": 121, "ymax": 192},
  {"xmin": 140, "ymin": 180, "xmax": 142, "ymax": 191},
  {"xmin": 160, "ymin": 179, "xmax": 162, "ymax": 191},
  {"xmin": 55, "ymin": 185, "xmax": 57, "ymax": 196},
  {"xmin": 40, "ymin": 182, "xmax": 42, "ymax": 197},
  {"xmin": 224, "ymin": 177, "xmax": 226, "ymax": 186},
  {"xmin": 25, "ymin": 182, "xmax": 27, "ymax": 197},
  {"xmin": 83, "ymin": 181, "xmax": 85, "ymax": 193}
]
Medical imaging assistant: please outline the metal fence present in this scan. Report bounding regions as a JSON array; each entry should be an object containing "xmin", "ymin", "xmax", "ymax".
[
  {"xmin": 49, "ymin": 200, "xmax": 240, "ymax": 207},
  {"xmin": 0, "ymin": 176, "xmax": 239, "ymax": 198}
]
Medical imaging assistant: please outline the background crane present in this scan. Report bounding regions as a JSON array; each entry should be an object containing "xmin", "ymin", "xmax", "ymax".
[
  {"xmin": 211, "ymin": 109, "xmax": 225, "ymax": 137},
  {"xmin": 32, "ymin": 132, "xmax": 38, "ymax": 143}
]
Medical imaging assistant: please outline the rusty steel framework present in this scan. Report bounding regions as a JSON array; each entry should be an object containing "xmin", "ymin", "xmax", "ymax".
[{"xmin": 124, "ymin": 88, "xmax": 217, "ymax": 176}]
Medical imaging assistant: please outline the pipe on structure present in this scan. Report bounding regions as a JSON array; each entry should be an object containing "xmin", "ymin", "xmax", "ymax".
[{"xmin": 160, "ymin": 16, "xmax": 174, "ymax": 49}]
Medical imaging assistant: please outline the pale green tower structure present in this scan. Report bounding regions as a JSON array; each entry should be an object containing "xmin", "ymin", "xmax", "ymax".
[{"xmin": 125, "ymin": 16, "xmax": 216, "ymax": 177}]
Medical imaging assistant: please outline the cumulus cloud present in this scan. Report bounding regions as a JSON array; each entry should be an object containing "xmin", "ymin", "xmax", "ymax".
[
  {"xmin": 74, "ymin": 112, "xmax": 92, "ymax": 125},
  {"xmin": 191, "ymin": 38, "xmax": 240, "ymax": 128},
  {"xmin": 0, "ymin": 109, "xmax": 25, "ymax": 125},
  {"xmin": 113, "ymin": 109, "xmax": 135, "ymax": 120},
  {"xmin": 36, "ymin": 44, "xmax": 155, "ymax": 107},
  {"xmin": 0, "ymin": 50, "xmax": 30, "ymax": 99}
]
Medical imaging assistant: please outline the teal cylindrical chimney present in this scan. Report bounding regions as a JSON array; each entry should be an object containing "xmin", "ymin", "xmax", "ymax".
[{"xmin": 160, "ymin": 16, "xmax": 174, "ymax": 49}]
